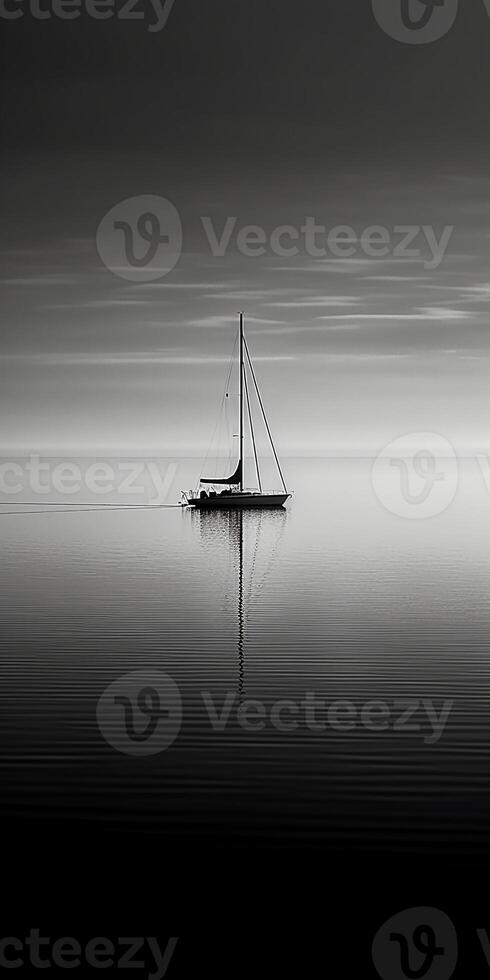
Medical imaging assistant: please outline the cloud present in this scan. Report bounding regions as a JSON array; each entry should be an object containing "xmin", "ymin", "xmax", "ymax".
[
  {"xmin": 361, "ymin": 276, "xmax": 431, "ymax": 283},
  {"xmin": 44, "ymin": 300, "xmax": 155, "ymax": 310},
  {"xmin": 270, "ymin": 258, "xmax": 376, "ymax": 274},
  {"xmin": 0, "ymin": 352, "xmax": 295, "ymax": 366},
  {"xmin": 417, "ymin": 307, "xmax": 475, "ymax": 320},
  {"xmin": 316, "ymin": 307, "xmax": 474, "ymax": 322},
  {"xmin": 459, "ymin": 284, "xmax": 490, "ymax": 302},
  {"xmin": 187, "ymin": 315, "xmax": 283, "ymax": 328},
  {"xmin": 126, "ymin": 281, "xmax": 234, "ymax": 292},
  {"xmin": 265, "ymin": 296, "xmax": 359, "ymax": 308},
  {"xmin": 1, "ymin": 276, "xmax": 82, "ymax": 286},
  {"xmin": 202, "ymin": 289, "xmax": 299, "ymax": 301}
]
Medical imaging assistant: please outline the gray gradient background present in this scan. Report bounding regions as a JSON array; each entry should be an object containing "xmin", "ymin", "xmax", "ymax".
[{"xmin": 2, "ymin": 1, "xmax": 490, "ymax": 454}]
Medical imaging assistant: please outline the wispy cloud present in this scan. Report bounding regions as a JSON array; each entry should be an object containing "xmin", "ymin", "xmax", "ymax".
[
  {"xmin": 270, "ymin": 258, "xmax": 376, "ymax": 274},
  {"xmin": 1, "ymin": 275, "xmax": 82, "ymax": 286},
  {"xmin": 361, "ymin": 275, "xmax": 431, "ymax": 283},
  {"xmin": 44, "ymin": 299, "xmax": 155, "ymax": 310},
  {"xmin": 417, "ymin": 306, "xmax": 475, "ymax": 320},
  {"xmin": 265, "ymin": 296, "xmax": 359, "ymax": 308},
  {"xmin": 316, "ymin": 307, "xmax": 474, "ymax": 322},
  {"xmin": 126, "ymin": 281, "xmax": 234, "ymax": 292},
  {"xmin": 202, "ymin": 288, "xmax": 299, "ymax": 301},
  {"xmin": 459, "ymin": 284, "xmax": 490, "ymax": 302},
  {"xmin": 187, "ymin": 315, "xmax": 283, "ymax": 328},
  {"xmin": 0, "ymin": 352, "xmax": 295, "ymax": 366}
]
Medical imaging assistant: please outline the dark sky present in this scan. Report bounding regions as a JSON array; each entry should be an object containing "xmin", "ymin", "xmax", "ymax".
[
  {"xmin": 3, "ymin": 1, "xmax": 490, "ymax": 161},
  {"xmin": 2, "ymin": 1, "xmax": 490, "ymax": 454}
]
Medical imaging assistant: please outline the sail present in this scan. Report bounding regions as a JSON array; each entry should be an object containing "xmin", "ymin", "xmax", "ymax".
[{"xmin": 200, "ymin": 461, "xmax": 242, "ymax": 486}]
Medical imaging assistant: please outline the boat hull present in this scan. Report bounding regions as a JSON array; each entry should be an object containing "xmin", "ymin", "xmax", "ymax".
[{"xmin": 188, "ymin": 493, "xmax": 290, "ymax": 509}]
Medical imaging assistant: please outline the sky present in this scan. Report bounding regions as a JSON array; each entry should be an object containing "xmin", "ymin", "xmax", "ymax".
[{"xmin": 2, "ymin": 0, "xmax": 490, "ymax": 455}]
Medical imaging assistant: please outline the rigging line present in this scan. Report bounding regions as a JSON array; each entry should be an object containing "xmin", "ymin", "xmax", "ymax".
[
  {"xmin": 243, "ymin": 337, "xmax": 288, "ymax": 494},
  {"xmin": 243, "ymin": 359, "xmax": 262, "ymax": 492},
  {"xmin": 224, "ymin": 342, "xmax": 237, "ymax": 472},
  {"xmin": 225, "ymin": 385, "xmax": 231, "ymax": 470},
  {"xmin": 199, "ymin": 329, "xmax": 239, "ymax": 488},
  {"xmin": 203, "ymin": 337, "xmax": 238, "ymax": 480}
]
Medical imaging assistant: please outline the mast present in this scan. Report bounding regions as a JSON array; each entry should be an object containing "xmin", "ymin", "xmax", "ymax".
[{"xmin": 239, "ymin": 312, "xmax": 244, "ymax": 491}]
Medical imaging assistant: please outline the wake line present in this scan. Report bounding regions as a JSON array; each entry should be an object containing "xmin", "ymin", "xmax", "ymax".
[{"xmin": 0, "ymin": 503, "xmax": 182, "ymax": 515}]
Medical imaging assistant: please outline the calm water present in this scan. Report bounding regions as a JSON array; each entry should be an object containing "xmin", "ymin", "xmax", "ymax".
[{"xmin": 2, "ymin": 457, "xmax": 490, "ymax": 857}]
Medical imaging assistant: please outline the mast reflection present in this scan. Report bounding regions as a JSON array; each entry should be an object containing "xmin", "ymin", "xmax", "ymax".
[{"xmin": 188, "ymin": 507, "xmax": 287, "ymax": 698}]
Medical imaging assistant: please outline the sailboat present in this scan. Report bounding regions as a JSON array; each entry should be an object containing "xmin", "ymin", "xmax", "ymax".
[{"xmin": 183, "ymin": 313, "xmax": 291, "ymax": 509}]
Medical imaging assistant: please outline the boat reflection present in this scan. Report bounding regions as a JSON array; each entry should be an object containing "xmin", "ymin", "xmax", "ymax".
[{"xmin": 188, "ymin": 507, "xmax": 288, "ymax": 697}]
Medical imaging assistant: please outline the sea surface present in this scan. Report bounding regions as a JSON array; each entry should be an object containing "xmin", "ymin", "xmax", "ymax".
[{"xmin": 2, "ymin": 457, "xmax": 490, "ymax": 859}]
